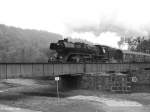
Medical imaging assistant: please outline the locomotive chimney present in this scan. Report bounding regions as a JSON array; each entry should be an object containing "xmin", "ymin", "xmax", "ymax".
[{"xmin": 64, "ymin": 38, "xmax": 68, "ymax": 42}]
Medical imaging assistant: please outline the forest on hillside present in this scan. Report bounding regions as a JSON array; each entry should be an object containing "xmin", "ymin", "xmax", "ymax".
[{"xmin": 0, "ymin": 24, "xmax": 62, "ymax": 62}]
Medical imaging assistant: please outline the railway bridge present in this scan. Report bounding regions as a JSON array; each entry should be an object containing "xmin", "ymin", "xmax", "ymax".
[
  {"xmin": 0, "ymin": 62, "xmax": 150, "ymax": 91},
  {"xmin": 0, "ymin": 63, "xmax": 149, "ymax": 78}
]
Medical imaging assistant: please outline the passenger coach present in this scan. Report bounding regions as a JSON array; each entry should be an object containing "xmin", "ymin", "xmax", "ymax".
[{"xmin": 122, "ymin": 50, "xmax": 150, "ymax": 62}]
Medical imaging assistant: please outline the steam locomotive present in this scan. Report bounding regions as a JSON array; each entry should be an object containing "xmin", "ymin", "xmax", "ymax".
[{"xmin": 48, "ymin": 39, "xmax": 150, "ymax": 63}]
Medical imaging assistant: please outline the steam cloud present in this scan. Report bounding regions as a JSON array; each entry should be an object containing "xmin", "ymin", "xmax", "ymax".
[{"xmin": 64, "ymin": 16, "xmax": 150, "ymax": 48}]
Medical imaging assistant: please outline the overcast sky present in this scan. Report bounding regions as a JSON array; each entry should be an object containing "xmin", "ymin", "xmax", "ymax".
[{"xmin": 0, "ymin": 0, "xmax": 150, "ymax": 48}]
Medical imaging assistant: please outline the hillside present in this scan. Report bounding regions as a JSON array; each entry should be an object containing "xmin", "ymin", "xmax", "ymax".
[{"xmin": 0, "ymin": 24, "xmax": 62, "ymax": 62}]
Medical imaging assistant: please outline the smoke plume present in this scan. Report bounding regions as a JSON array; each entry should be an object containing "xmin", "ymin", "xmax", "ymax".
[{"xmin": 64, "ymin": 15, "xmax": 150, "ymax": 48}]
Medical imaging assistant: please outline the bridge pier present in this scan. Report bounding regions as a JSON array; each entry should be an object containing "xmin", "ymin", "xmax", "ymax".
[
  {"xmin": 80, "ymin": 73, "xmax": 132, "ymax": 93},
  {"xmin": 57, "ymin": 72, "xmax": 132, "ymax": 93}
]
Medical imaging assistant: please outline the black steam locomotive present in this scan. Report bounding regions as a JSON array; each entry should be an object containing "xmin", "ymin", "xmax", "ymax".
[{"xmin": 48, "ymin": 39, "xmax": 150, "ymax": 63}]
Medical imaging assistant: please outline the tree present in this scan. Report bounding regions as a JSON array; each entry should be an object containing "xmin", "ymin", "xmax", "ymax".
[
  {"xmin": 118, "ymin": 36, "xmax": 145, "ymax": 51},
  {"xmin": 136, "ymin": 39, "xmax": 150, "ymax": 53}
]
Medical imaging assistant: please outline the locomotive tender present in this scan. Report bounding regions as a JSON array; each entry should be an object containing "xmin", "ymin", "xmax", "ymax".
[{"xmin": 48, "ymin": 39, "xmax": 150, "ymax": 63}]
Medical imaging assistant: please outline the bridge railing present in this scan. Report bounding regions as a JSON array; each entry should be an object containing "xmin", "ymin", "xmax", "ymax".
[{"xmin": 0, "ymin": 63, "xmax": 149, "ymax": 79}]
